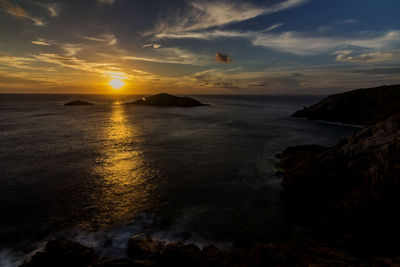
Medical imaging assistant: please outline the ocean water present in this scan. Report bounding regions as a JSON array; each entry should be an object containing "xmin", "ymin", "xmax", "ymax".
[{"xmin": 0, "ymin": 94, "xmax": 357, "ymax": 264}]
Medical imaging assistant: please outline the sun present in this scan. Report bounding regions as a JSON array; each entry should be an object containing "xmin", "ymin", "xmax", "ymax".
[{"xmin": 109, "ymin": 79, "xmax": 125, "ymax": 89}]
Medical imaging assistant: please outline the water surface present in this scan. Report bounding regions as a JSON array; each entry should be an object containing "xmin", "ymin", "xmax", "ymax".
[{"xmin": 0, "ymin": 94, "xmax": 357, "ymax": 259}]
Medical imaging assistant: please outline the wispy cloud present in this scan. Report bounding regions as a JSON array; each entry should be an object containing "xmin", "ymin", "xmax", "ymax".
[
  {"xmin": 36, "ymin": 3, "xmax": 62, "ymax": 17},
  {"xmin": 151, "ymin": 0, "xmax": 309, "ymax": 35},
  {"xmin": 155, "ymin": 30, "xmax": 251, "ymax": 40},
  {"xmin": 123, "ymin": 47, "xmax": 207, "ymax": 65},
  {"xmin": 0, "ymin": 0, "xmax": 45, "ymax": 26},
  {"xmin": 34, "ymin": 54, "xmax": 116, "ymax": 74},
  {"xmin": 334, "ymin": 50, "xmax": 398, "ymax": 63},
  {"xmin": 156, "ymin": 28, "xmax": 400, "ymax": 55},
  {"xmin": 0, "ymin": 55, "xmax": 37, "ymax": 69},
  {"xmin": 97, "ymin": 0, "xmax": 115, "ymax": 5},
  {"xmin": 143, "ymin": 43, "xmax": 162, "ymax": 49},
  {"xmin": 31, "ymin": 39, "xmax": 52, "ymax": 46},
  {"xmin": 265, "ymin": 23, "xmax": 284, "ymax": 32},
  {"xmin": 81, "ymin": 34, "xmax": 117, "ymax": 46},
  {"xmin": 61, "ymin": 44, "xmax": 82, "ymax": 56},
  {"xmin": 253, "ymin": 30, "xmax": 400, "ymax": 55}
]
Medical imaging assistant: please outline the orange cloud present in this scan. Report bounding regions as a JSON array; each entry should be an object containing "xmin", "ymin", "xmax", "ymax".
[{"xmin": 0, "ymin": 0, "xmax": 44, "ymax": 26}]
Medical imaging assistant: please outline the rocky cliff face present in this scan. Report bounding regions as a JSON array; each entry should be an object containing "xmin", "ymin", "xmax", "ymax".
[
  {"xmin": 277, "ymin": 115, "xmax": 400, "ymax": 253},
  {"xmin": 292, "ymin": 84, "xmax": 400, "ymax": 125}
]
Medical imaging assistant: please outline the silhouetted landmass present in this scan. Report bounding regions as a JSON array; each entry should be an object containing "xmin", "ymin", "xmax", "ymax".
[
  {"xmin": 276, "ymin": 114, "xmax": 400, "ymax": 254},
  {"xmin": 64, "ymin": 100, "xmax": 94, "ymax": 106},
  {"xmin": 127, "ymin": 93, "xmax": 207, "ymax": 107},
  {"xmin": 292, "ymin": 84, "xmax": 400, "ymax": 125}
]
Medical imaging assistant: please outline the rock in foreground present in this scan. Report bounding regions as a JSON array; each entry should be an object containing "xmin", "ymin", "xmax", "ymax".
[
  {"xmin": 21, "ymin": 235, "xmax": 399, "ymax": 266},
  {"xmin": 64, "ymin": 100, "xmax": 94, "ymax": 106},
  {"xmin": 277, "ymin": 115, "xmax": 400, "ymax": 253},
  {"xmin": 292, "ymin": 84, "xmax": 400, "ymax": 125},
  {"xmin": 21, "ymin": 239, "xmax": 98, "ymax": 267},
  {"xmin": 127, "ymin": 93, "xmax": 207, "ymax": 107}
]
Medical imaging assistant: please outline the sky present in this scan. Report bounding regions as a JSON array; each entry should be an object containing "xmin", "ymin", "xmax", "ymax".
[{"xmin": 0, "ymin": 0, "xmax": 399, "ymax": 94}]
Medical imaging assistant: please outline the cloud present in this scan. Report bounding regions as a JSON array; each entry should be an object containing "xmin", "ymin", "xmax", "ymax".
[
  {"xmin": 61, "ymin": 44, "xmax": 82, "ymax": 56},
  {"xmin": 34, "ymin": 53, "xmax": 116, "ymax": 74},
  {"xmin": 155, "ymin": 30, "xmax": 250, "ymax": 40},
  {"xmin": 81, "ymin": 34, "xmax": 117, "ymax": 46},
  {"xmin": 151, "ymin": 0, "xmax": 309, "ymax": 34},
  {"xmin": 0, "ymin": 55, "xmax": 37, "ymax": 69},
  {"xmin": 341, "ymin": 19, "xmax": 358, "ymax": 25},
  {"xmin": 265, "ymin": 23, "xmax": 284, "ymax": 32},
  {"xmin": 353, "ymin": 67, "xmax": 400, "ymax": 75},
  {"xmin": 32, "ymin": 39, "xmax": 52, "ymax": 46},
  {"xmin": 124, "ymin": 47, "xmax": 207, "ymax": 65},
  {"xmin": 215, "ymin": 52, "xmax": 232, "ymax": 63},
  {"xmin": 143, "ymin": 43, "xmax": 162, "ymax": 49},
  {"xmin": 0, "ymin": 0, "xmax": 45, "ymax": 26},
  {"xmin": 97, "ymin": 0, "xmax": 115, "ymax": 5},
  {"xmin": 36, "ymin": 3, "xmax": 62, "ymax": 17},
  {"xmin": 191, "ymin": 68, "xmax": 306, "ymax": 92},
  {"xmin": 252, "ymin": 30, "xmax": 400, "ymax": 55},
  {"xmin": 334, "ymin": 50, "xmax": 398, "ymax": 63},
  {"xmin": 156, "ymin": 28, "xmax": 400, "ymax": 55}
]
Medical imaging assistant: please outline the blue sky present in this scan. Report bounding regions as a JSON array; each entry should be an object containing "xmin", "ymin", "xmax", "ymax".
[{"xmin": 0, "ymin": 0, "xmax": 399, "ymax": 94}]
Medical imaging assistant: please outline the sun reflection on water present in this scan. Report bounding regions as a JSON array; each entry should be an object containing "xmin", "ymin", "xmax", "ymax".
[{"xmin": 90, "ymin": 102, "xmax": 157, "ymax": 228}]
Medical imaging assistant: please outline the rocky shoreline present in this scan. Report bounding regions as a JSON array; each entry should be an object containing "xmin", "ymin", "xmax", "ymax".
[
  {"xmin": 20, "ymin": 235, "xmax": 400, "ymax": 267},
  {"xmin": 277, "ymin": 114, "xmax": 400, "ymax": 254}
]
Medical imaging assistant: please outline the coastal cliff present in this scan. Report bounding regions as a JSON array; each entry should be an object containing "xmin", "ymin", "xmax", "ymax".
[
  {"xmin": 278, "ymin": 115, "xmax": 400, "ymax": 219},
  {"xmin": 279, "ymin": 86, "xmax": 400, "ymax": 254},
  {"xmin": 292, "ymin": 84, "xmax": 400, "ymax": 125}
]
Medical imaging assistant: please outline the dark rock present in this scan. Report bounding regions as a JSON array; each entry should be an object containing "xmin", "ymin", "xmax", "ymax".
[
  {"xmin": 20, "ymin": 236, "xmax": 400, "ymax": 266},
  {"xmin": 161, "ymin": 242, "xmax": 202, "ymax": 267},
  {"xmin": 277, "ymin": 115, "xmax": 400, "ymax": 253},
  {"xmin": 127, "ymin": 233, "xmax": 165, "ymax": 263},
  {"xmin": 64, "ymin": 100, "xmax": 95, "ymax": 106},
  {"xmin": 292, "ymin": 84, "xmax": 400, "ymax": 125},
  {"xmin": 127, "ymin": 93, "xmax": 208, "ymax": 107},
  {"xmin": 20, "ymin": 238, "xmax": 97, "ymax": 267},
  {"xmin": 91, "ymin": 258, "xmax": 145, "ymax": 267}
]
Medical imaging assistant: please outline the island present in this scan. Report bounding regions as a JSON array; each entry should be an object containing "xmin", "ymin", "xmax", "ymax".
[
  {"xmin": 292, "ymin": 84, "xmax": 400, "ymax": 125},
  {"xmin": 126, "ymin": 93, "xmax": 208, "ymax": 107},
  {"xmin": 64, "ymin": 100, "xmax": 95, "ymax": 106}
]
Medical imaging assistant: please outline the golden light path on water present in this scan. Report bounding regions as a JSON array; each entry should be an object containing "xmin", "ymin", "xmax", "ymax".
[{"xmin": 90, "ymin": 102, "xmax": 157, "ymax": 228}]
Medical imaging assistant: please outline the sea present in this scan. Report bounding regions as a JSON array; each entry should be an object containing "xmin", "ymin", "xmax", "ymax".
[{"xmin": 0, "ymin": 94, "xmax": 358, "ymax": 266}]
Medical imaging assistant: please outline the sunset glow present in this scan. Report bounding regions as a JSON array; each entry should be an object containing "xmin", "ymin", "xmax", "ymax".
[
  {"xmin": 109, "ymin": 79, "xmax": 124, "ymax": 90},
  {"xmin": 0, "ymin": 0, "xmax": 399, "ymax": 94}
]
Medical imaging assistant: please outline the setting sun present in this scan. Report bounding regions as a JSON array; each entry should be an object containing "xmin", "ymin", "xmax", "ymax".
[{"xmin": 109, "ymin": 79, "xmax": 125, "ymax": 89}]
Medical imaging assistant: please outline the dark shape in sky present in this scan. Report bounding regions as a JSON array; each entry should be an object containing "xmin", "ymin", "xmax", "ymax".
[{"xmin": 215, "ymin": 52, "xmax": 232, "ymax": 63}]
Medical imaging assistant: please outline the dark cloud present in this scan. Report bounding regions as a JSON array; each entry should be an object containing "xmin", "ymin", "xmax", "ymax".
[
  {"xmin": 249, "ymin": 73, "xmax": 304, "ymax": 89},
  {"xmin": 353, "ymin": 68, "xmax": 400, "ymax": 75},
  {"xmin": 215, "ymin": 52, "xmax": 232, "ymax": 63}
]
